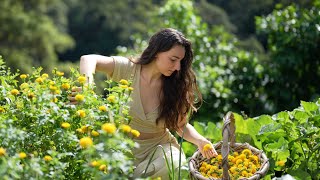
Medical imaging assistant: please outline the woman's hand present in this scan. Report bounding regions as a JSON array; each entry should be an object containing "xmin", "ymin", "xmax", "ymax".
[
  {"xmin": 68, "ymin": 87, "xmax": 82, "ymax": 105},
  {"xmin": 197, "ymin": 139, "xmax": 218, "ymax": 159}
]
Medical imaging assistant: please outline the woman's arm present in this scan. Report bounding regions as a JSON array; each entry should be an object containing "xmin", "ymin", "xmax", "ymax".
[
  {"xmin": 79, "ymin": 54, "xmax": 115, "ymax": 84},
  {"xmin": 176, "ymin": 119, "xmax": 218, "ymax": 159}
]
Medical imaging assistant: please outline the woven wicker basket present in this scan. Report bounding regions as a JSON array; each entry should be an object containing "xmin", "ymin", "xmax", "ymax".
[{"xmin": 189, "ymin": 112, "xmax": 270, "ymax": 180}]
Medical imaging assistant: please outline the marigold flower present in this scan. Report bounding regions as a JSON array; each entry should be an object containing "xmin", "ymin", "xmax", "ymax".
[
  {"xmin": 41, "ymin": 73, "xmax": 49, "ymax": 79},
  {"xmin": 90, "ymin": 160, "xmax": 100, "ymax": 167},
  {"xmin": 19, "ymin": 152, "xmax": 27, "ymax": 159},
  {"xmin": 107, "ymin": 95, "xmax": 116, "ymax": 103},
  {"xmin": 61, "ymin": 83, "xmax": 71, "ymax": 90},
  {"xmin": 27, "ymin": 92, "xmax": 35, "ymax": 99},
  {"xmin": 20, "ymin": 83, "xmax": 29, "ymax": 90},
  {"xmin": 79, "ymin": 137, "xmax": 93, "ymax": 148},
  {"xmin": 75, "ymin": 94, "xmax": 85, "ymax": 102},
  {"xmin": 76, "ymin": 110, "xmax": 86, "ymax": 118},
  {"xmin": 35, "ymin": 77, "xmax": 43, "ymax": 83},
  {"xmin": 20, "ymin": 74, "xmax": 28, "ymax": 79},
  {"xmin": 131, "ymin": 129, "xmax": 140, "ymax": 137},
  {"xmin": 51, "ymin": 98, "xmax": 58, "ymax": 103},
  {"xmin": 49, "ymin": 81, "xmax": 55, "ymax": 85},
  {"xmin": 10, "ymin": 89, "xmax": 20, "ymax": 95},
  {"xmin": 0, "ymin": 147, "xmax": 6, "ymax": 156},
  {"xmin": 128, "ymin": 87, "xmax": 134, "ymax": 91},
  {"xmin": 101, "ymin": 123, "xmax": 116, "ymax": 134},
  {"xmin": 276, "ymin": 160, "xmax": 285, "ymax": 167},
  {"xmin": 98, "ymin": 105, "xmax": 107, "ymax": 112},
  {"xmin": 242, "ymin": 149, "xmax": 252, "ymax": 156},
  {"xmin": 76, "ymin": 128, "xmax": 84, "ymax": 133},
  {"xmin": 99, "ymin": 164, "xmax": 107, "ymax": 171},
  {"xmin": 78, "ymin": 76, "xmax": 87, "ymax": 84},
  {"xmin": 49, "ymin": 85, "xmax": 58, "ymax": 91},
  {"xmin": 203, "ymin": 144, "xmax": 213, "ymax": 151},
  {"xmin": 0, "ymin": 106, "xmax": 5, "ymax": 113},
  {"xmin": 91, "ymin": 130, "xmax": 100, "ymax": 137},
  {"xmin": 44, "ymin": 155, "xmax": 53, "ymax": 161},
  {"xmin": 119, "ymin": 79, "xmax": 129, "ymax": 85},
  {"xmin": 119, "ymin": 85, "xmax": 128, "ymax": 89},
  {"xmin": 56, "ymin": 71, "xmax": 64, "ymax": 76},
  {"xmin": 61, "ymin": 122, "xmax": 71, "ymax": 129},
  {"xmin": 119, "ymin": 124, "xmax": 131, "ymax": 133}
]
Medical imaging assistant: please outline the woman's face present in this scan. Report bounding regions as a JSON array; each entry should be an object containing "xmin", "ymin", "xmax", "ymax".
[{"xmin": 155, "ymin": 45, "xmax": 185, "ymax": 76}]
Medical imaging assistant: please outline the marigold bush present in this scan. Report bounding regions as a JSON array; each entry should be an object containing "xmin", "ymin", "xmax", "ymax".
[{"xmin": 0, "ymin": 56, "xmax": 139, "ymax": 179}]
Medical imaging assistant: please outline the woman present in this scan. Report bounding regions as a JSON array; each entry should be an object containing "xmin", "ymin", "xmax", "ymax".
[{"xmin": 77, "ymin": 28, "xmax": 217, "ymax": 179}]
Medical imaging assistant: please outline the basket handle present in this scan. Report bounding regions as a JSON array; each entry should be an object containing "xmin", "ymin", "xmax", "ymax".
[{"xmin": 221, "ymin": 111, "xmax": 235, "ymax": 180}]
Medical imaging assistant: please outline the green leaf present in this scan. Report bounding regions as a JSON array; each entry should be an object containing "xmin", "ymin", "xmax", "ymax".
[
  {"xmin": 301, "ymin": 101, "xmax": 318, "ymax": 113},
  {"xmin": 205, "ymin": 122, "xmax": 221, "ymax": 142},
  {"xmin": 287, "ymin": 168, "xmax": 312, "ymax": 180},
  {"xmin": 265, "ymin": 137, "xmax": 290, "ymax": 160}
]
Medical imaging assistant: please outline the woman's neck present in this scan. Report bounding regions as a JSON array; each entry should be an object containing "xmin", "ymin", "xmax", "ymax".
[{"xmin": 141, "ymin": 63, "xmax": 162, "ymax": 85}]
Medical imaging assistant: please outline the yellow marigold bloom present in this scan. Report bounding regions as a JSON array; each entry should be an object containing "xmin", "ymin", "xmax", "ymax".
[
  {"xmin": 79, "ymin": 137, "xmax": 93, "ymax": 148},
  {"xmin": 107, "ymin": 95, "xmax": 116, "ymax": 103},
  {"xmin": 203, "ymin": 144, "xmax": 213, "ymax": 151},
  {"xmin": 35, "ymin": 77, "xmax": 43, "ymax": 83},
  {"xmin": 20, "ymin": 83, "xmax": 29, "ymax": 90},
  {"xmin": 56, "ymin": 71, "xmax": 64, "ymax": 76},
  {"xmin": 61, "ymin": 122, "xmax": 71, "ymax": 129},
  {"xmin": 236, "ymin": 159, "xmax": 243, "ymax": 165},
  {"xmin": 49, "ymin": 85, "xmax": 58, "ymax": 91},
  {"xmin": 27, "ymin": 92, "xmax": 35, "ymax": 99},
  {"xmin": 90, "ymin": 160, "xmax": 100, "ymax": 167},
  {"xmin": 19, "ymin": 152, "xmax": 27, "ymax": 159},
  {"xmin": 101, "ymin": 123, "xmax": 116, "ymax": 134},
  {"xmin": 199, "ymin": 166, "xmax": 206, "ymax": 173},
  {"xmin": 20, "ymin": 74, "xmax": 28, "ymax": 79},
  {"xmin": 276, "ymin": 160, "xmax": 285, "ymax": 167},
  {"xmin": 10, "ymin": 89, "xmax": 20, "ymax": 95},
  {"xmin": 119, "ymin": 79, "xmax": 129, "ymax": 85},
  {"xmin": 75, "ymin": 94, "xmax": 85, "ymax": 102},
  {"xmin": 99, "ymin": 164, "xmax": 107, "ymax": 171},
  {"xmin": 0, "ymin": 147, "xmax": 6, "ymax": 156},
  {"xmin": 239, "ymin": 153, "xmax": 246, "ymax": 160},
  {"xmin": 81, "ymin": 125, "xmax": 89, "ymax": 132},
  {"xmin": 49, "ymin": 81, "xmax": 55, "ymax": 85},
  {"xmin": 78, "ymin": 76, "xmax": 87, "ymax": 84},
  {"xmin": 229, "ymin": 166, "xmax": 237, "ymax": 174},
  {"xmin": 217, "ymin": 154, "xmax": 222, "ymax": 161},
  {"xmin": 119, "ymin": 85, "xmax": 128, "ymax": 89},
  {"xmin": 76, "ymin": 128, "xmax": 84, "ymax": 133},
  {"xmin": 41, "ymin": 73, "xmax": 49, "ymax": 79},
  {"xmin": 241, "ymin": 170, "xmax": 248, "ymax": 177},
  {"xmin": 131, "ymin": 129, "xmax": 140, "ymax": 137},
  {"xmin": 98, "ymin": 105, "xmax": 107, "ymax": 112},
  {"xmin": 91, "ymin": 130, "xmax": 100, "ymax": 137},
  {"xmin": 242, "ymin": 149, "xmax": 252, "ymax": 156},
  {"xmin": 51, "ymin": 98, "xmax": 58, "ymax": 103},
  {"xmin": 76, "ymin": 110, "xmax": 86, "ymax": 118},
  {"xmin": 54, "ymin": 89, "xmax": 61, "ymax": 95},
  {"xmin": 61, "ymin": 83, "xmax": 70, "ymax": 90},
  {"xmin": 120, "ymin": 124, "xmax": 131, "ymax": 133},
  {"xmin": 0, "ymin": 106, "xmax": 5, "ymax": 113},
  {"xmin": 44, "ymin": 155, "xmax": 53, "ymax": 161},
  {"xmin": 128, "ymin": 87, "xmax": 134, "ymax": 91}
]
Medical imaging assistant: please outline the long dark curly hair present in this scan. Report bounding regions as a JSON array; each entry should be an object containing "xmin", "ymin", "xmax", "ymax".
[{"xmin": 136, "ymin": 28, "xmax": 202, "ymax": 131}]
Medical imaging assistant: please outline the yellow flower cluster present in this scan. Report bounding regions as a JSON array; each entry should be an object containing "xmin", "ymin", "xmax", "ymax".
[
  {"xmin": 198, "ymin": 149, "xmax": 261, "ymax": 179},
  {"xmin": 102, "ymin": 123, "xmax": 116, "ymax": 134}
]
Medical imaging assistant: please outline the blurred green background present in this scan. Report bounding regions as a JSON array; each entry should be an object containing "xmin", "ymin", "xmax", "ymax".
[{"xmin": 1, "ymin": 0, "xmax": 319, "ymax": 122}]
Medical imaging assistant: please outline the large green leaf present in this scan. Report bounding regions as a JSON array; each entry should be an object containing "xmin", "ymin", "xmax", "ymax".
[
  {"xmin": 301, "ymin": 101, "xmax": 318, "ymax": 114},
  {"xmin": 265, "ymin": 137, "xmax": 290, "ymax": 160}
]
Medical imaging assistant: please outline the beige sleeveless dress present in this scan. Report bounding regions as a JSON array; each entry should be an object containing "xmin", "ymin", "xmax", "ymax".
[{"xmin": 111, "ymin": 56, "xmax": 186, "ymax": 179}]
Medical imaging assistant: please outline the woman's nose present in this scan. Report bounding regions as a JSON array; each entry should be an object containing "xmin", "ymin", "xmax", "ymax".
[{"xmin": 175, "ymin": 62, "xmax": 181, "ymax": 71}]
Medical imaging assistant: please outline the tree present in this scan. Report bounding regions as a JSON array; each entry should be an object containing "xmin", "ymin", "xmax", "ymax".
[
  {"xmin": 256, "ymin": 2, "xmax": 320, "ymax": 111},
  {"xmin": 0, "ymin": 0, "xmax": 74, "ymax": 73}
]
